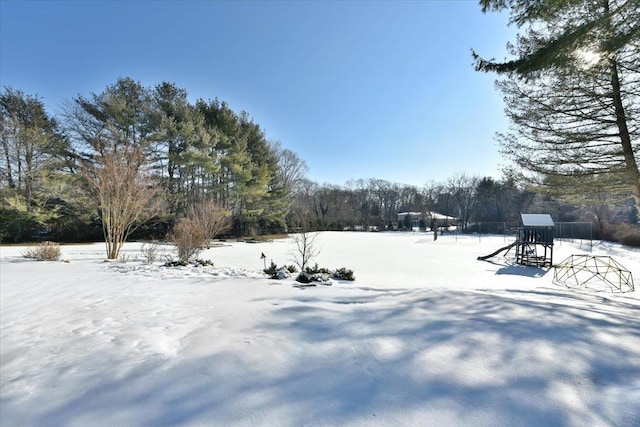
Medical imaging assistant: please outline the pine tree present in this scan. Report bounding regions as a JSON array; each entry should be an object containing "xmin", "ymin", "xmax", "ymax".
[
  {"xmin": 473, "ymin": 0, "xmax": 640, "ymax": 220},
  {"xmin": 0, "ymin": 88, "xmax": 69, "ymax": 241},
  {"xmin": 153, "ymin": 82, "xmax": 216, "ymax": 215}
]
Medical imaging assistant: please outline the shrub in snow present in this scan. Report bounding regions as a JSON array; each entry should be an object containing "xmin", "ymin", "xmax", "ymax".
[
  {"xmin": 167, "ymin": 200, "xmax": 232, "ymax": 263},
  {"xmin": 275, "ymin": 268, "xmax": 291, "ymax": 280},
  {"xmin": 119, "ymin": 253, "xmax": 132, "ymax": 263},
  {"xmin": 164, "ymin": 259, "xmax": 189, "ymax": 267},
  {"xmin": 22, "ymin": 241, "xmax": 62, "ymax": 261},
  {"xmin": 296, "ymin": 271, "xmax": 313, "ymax": 283},
  {"xmin": 333, "ymin": 267, "xmax": 355, "ymax": 281},
  {"xmin": 140, "ymin": 241, "xmax": 161, "ymax": 264},
  {"xmin": 264, "ymin": 261, "xmax": 296, "ymax": 279},
  {"xmin": 315, "ymin": 272, "xmax": 331, "ymax": 282},
  {"xmin": 296, "ymin": 271, "xmax": 330, "ymax": 283},
  {"xmin": 264, "ymin": 260, "xmax": 278, "ymax": 277},
  {"xmin": 304, "ymin": 263, "xmax": 331, "ymax": 275},
  {"xmin": 295, "ymin": 263, "xmax": 354, "ymax": 283},
  {"xmin": 163, "ymin": 258, "xmax": 213, "ymax": 268}
]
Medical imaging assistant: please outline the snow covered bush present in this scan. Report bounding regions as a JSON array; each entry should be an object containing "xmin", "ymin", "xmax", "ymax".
[
  {"xmin": 304, "ymin": 263, "xmax": 331, "ymax": 275},
  {"xmin": 296, "ymin": 268, "xmax": 331, "ymax": 283},
  {"xmin": 296, "ymin": 271, "xmax": 313, "ymax": 283},
  {"xmin": 22, "ymin": 241, "xmax": 62, "ymax": 261},
  {"xmin": 333, "ymin": 267, "xmax": 355, "ymax": 281},
  {"xmin": 263, "ymin": 260, "xmax": 278, "ymax": 277},
  {"xmin": 296, "ymin": 271, "xmax": 330, "ymax": 283},
  {"xmin": 294, "ymin": 264, "xmax": 354, "ymax": 283},
  {"xmin": 264, "ymin": 261, "xmax": 297, "ymax": 279},
  {"xmin": 163, "ymin": 258, "xmax": 214, "ymax": 268}
]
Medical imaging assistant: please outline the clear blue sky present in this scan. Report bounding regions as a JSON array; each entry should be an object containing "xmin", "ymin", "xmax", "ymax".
[{"xmin": 1, "ymin": 0, "xmax": 516, "ymax": 187}]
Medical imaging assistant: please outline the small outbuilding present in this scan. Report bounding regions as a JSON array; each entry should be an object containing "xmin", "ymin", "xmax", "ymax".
[{"xmin": 517, "ymin": 214, "xmax": 555, "ymax": 267}]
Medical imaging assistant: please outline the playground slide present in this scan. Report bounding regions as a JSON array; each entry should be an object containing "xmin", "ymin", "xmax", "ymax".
[{"xmin": 477, "ymin": 241, "xmax": 517, "ymax": 261}]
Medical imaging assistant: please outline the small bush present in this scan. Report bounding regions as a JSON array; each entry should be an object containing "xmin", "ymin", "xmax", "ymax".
[
  {"xmin": 264, "ymin": 260, "xmax": 278, "ymax": 277},
  {"xmin": 333, "ymin": 267, "xmax": 355, "ymax": 281},
  {"xmin": 296, "ymin": 271, "xmax": 313, "ymax": 283},
  {"xmin": 286, "ymin": 264, "xmax": 298, "ymax": 273},
  {"xmin": 167, "ymin": 218, "xmax": 207, "ymax": 263},
  {"xmin": 140, "ymin": 241, "xmax": 161, "ymax": 264},
  {"xmin": 164, "ymin": 259, "xmax": 189, "ymax": 267},
  {"xmin": 167, "ymin": 200, "xmax": 232, "ymax": 263},
  {"xmin": 304, "ymin": 263, "xmax": 331, "ymax": 275},
  {"xmin": 264, "ymin": 261, "xmax": 296, "ymax": 279},
  {"xmin": 22, "ymin": 241, "xmax": 62, "ymax": 261},
  {"xmin": 296, "ymin": 270, "xmax": 331, "ymax": 283}
]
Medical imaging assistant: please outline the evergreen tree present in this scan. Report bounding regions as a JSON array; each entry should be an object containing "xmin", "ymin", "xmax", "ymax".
[
  {"xmin": 196, "ymin": 101, "xmax": 287, "ymax": 235},
  {"xmin": 153, "ymin": 82, "xmax": 215, "ymax": 215},
  {"xmin": 473, "ymin": 0, "xmax": 640, "ymax": 220},
  {"xmin": 0, "ymin": 88, "xmax": 69, "ymax": 241}
]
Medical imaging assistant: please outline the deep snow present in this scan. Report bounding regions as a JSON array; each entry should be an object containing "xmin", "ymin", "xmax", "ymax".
[{"xmin": 1, "ymin": 232, "xmax": 639, "ymax": 426}]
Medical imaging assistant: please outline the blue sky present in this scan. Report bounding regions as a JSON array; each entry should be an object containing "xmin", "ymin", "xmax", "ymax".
[{"xmin": 1, "ymin": 0, "xmax": 516, "ymax": 186}]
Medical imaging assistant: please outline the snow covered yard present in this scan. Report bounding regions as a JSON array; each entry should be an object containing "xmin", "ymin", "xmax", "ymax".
[{"xmin": 1, "ymin": 232, "xmax": 639, "ymax": 426}]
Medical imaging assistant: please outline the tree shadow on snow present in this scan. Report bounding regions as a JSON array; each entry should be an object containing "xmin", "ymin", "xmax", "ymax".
[{"xmin": 6, "ymin": 288, "xmax": 640, "ymax": 427}]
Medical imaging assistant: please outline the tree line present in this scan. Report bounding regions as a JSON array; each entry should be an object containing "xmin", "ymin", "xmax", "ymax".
[
  {"xmin": 1, "ymin": 74, "xmax": 637, "ymax": 250},
  {"xmin": 0, "ymin": 78, "xmax": 303, "ymax": 247},
  {"xmin": 288, "ymin": 175, "xmax": 636, "ymax": 234},
  {"xmin": 3, "ymin": 0, "xmax": 640, "ymax": 250}
]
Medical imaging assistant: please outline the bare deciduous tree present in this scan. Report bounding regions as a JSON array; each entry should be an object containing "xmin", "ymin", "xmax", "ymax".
[
  {"xmin": 271, "ymin": 140, "xmax": 308, "ymax": 193},
  {"xmin": 83, "ymin": 148, "xmax": 159, "ymax": 259},
  {"xmin": 447, "ymin": 173, "xmax": 479, "ymax": 231},
  {"xmin": 291, "ymin": 229, "xmax": 320, "ymax": 271}
]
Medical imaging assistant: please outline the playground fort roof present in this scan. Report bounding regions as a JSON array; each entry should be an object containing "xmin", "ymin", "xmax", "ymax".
[{"xmin": 521, "ymin": 214, "xmax": 555, "ymax": 227}]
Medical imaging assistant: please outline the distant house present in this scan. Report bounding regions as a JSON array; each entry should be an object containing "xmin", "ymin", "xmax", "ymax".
[{"xmin": 397, "ymin": 211, "xmax": 457, "ymax": 231}]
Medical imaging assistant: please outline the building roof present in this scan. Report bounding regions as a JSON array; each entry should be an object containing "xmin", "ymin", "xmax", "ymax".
[
  {"xmin": 397, "ymin": 212, "xmax": 423, "ymax": 217},
  {"xmin": 397, "ymin": 211, "xmax": 457, "ymax": 221},
  {"xmin": 521, "ymin": 214, "xmax": 555, "ymax": 227}
]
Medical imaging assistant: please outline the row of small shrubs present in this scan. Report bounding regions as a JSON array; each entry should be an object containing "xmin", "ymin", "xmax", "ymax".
[
  {"xmin": 18, "ymin": 242, "xmax": 357, "ymax": 284},
  {"xmin": 22, "ymin": 241, "xmax": 62, "ymax": 261},
  {"xmin": 264, "ymin": 261, "xmax": 355, "ymax": 283},
  {"xmin": 164, "ymin": 258, "xmax": 214, "ymax": 267}
]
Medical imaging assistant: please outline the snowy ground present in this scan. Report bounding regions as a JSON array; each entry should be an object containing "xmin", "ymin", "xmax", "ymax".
[{"xmin": 1, "ymin": 231, "xmax": 639, "ymax": 426}]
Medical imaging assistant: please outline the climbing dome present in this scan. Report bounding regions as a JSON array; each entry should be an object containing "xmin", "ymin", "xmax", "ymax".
[{"xmin": 553, "ymin": 255, "xmax": 635, "ymax": 293}]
